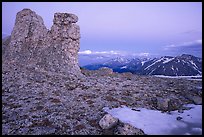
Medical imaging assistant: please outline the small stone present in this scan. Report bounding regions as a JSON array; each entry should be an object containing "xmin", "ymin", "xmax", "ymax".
[
  {"xmin": 99, "ymin": 114, "xmax": 118, "ymax": 130},
  {"xmin": 178, "ymin": 109, "xmax": 184, "ymax": 113},
  {"xmin": 191, "ymin": 96, "xmax": 202, "ymax": 105},
  {"xmin": 168, "ymin": 98, "xmax": 183, "ymax": 111},
  {"xmin": 148, "ymin": 97, "xmax": 158, "ymax": 108},
  {"xmin": 176, "ymin": 116, "xmax": 183, "ymax": 121},
  {"xmin": 156, "ymin": 98, "xmax": 170, "ymax": 112}
]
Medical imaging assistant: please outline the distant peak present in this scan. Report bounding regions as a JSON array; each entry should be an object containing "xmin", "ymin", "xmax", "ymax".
[
  {"xmin": 163, "ymin": 55, "xmax": 173, "ymax": 58},
  {"xmin": 181, "ymin": 54, "xmax": 192, "ymax": 57}
]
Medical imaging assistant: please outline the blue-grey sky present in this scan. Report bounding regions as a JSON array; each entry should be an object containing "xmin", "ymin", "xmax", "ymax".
[{"xmin": 2, "ymin": 2, "xmax": 202, "ymax": 57}]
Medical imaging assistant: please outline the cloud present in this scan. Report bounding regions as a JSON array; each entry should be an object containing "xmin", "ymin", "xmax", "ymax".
[
  {"xmin": 78, "ymin": 50, "xmax": 92, "ymax": 54},
  {"xmin": 138, "ymin": 52, "xmax": 150, "ymax": 57},
  {"xmin": 182, "ymin": 30, "xmax": 201, "ymax": 35},
  {"xmin": 164, "ymin": 39, "xmax": 202, "ymax": 50},
  {"xmin": 163, "ymin": 39, "xmax": 202, "ymax": 57},
  {"xmin": 181, "ymin": 39, "xmax": 202, "ymax": 46},
  {"xmin": 78, "ymin": 50, "xmax": 127, "ymax": 55},
  {"xmin": 79, "ymin": 50, "xmax": 155, "ymax": 58}
]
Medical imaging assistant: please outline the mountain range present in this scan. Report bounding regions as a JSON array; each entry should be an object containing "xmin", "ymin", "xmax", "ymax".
[{"xmin": 82, "ymin": 54, "xmax": 202, "ymax": 76}]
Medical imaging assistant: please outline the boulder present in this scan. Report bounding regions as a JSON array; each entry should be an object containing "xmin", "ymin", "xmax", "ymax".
[
  {"xmin": 99, "ymin": 114, "xmax": 118, "ymax": 129},
  {"xmin": 168, "ymin": 98, "xmax": 183, "ymax": 111},
  {"xmin": 148, "ymin": 97, "xmax": 183, "ymax": 112},
  {"xmin": 185, "ymin": 95, "xmax": 202, "ymax": 105},
  {"xmin": 191, "ymin": 96, "xmax": 202, "ymax": 105},
  {"xmin": 156, "ymin": 98, "xmax": 170, "ymax": 112}
]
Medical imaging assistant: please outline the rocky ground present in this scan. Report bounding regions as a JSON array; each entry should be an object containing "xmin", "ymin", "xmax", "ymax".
[{"xmin": 2, "ymin": 67, "xmax": 202, "ymax": 135}]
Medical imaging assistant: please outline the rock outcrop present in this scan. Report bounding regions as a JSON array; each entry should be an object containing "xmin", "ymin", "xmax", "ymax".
[{"xmin": 3, "ymin": 8, "xmax": 81, "ymax": 77}]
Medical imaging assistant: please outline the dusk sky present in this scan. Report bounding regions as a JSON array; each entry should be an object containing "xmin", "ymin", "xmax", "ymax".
[{"xmin": 2, "ymin": 2, "xmax": 202, "ymax": 57}]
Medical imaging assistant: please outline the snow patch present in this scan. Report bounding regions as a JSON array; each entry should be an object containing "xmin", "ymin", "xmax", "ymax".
[
  {"xmin": 103, "ymin": 104, "xmax": 202, "ymax": 135},
  {"xmin": 188, "ymin": 61, "xmax": 202, "ymax": 74},
  {"xmin": 121, "ymin": 66, "xmax": 127, "ymax": 69},
  {"xmin": 144, "ymin": 58, "xmax": 163, "ymax": 70},
  {"xmin": 163, "ymin": 58, "xmax": 174, "ymax": 64},
  {"xmin": 182, "ymin": 60, "xmax": 186, "ymax": 64},
  {"xmin": 78, "ymin": 50, "xmax": 92, "ymax": 54},
  {"xmin": 190, "ymin": 61, "xmax": 198, "ymax": 68},
  {"xmin": 154, "ymin": 75, "xmax": 202, "ymax": 81},
  {"xmin": 149, "ymin": 68, "xmax": 156, "ymax": 75},
  {"xmin": 141, "ymin": 61, "xmax": 146, "ymax": 66}
]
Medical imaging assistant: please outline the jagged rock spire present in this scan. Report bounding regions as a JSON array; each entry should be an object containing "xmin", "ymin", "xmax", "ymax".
[{"xmin": 4, "ymin": 8, "xmax": 82, "ymax": 77}]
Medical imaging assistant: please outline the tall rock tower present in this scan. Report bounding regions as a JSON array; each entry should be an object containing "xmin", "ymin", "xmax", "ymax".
[{"xmin": 3, "ymin": 9, "xmax": 82, "ymax": 77}]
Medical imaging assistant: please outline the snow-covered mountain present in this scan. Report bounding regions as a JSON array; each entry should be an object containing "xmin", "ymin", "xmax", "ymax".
[
  {"xmin": 78, "ymin": 52, "xmax": 129, "ymax": 66},
  {"xmin": 83, "ymin": 57, "xmax": 133, "ymax": 73},
  {"xmin": 83, "ymin": 56, "xmax": 152, "ymax": 73},
  {"xmin": 141, "ymin": 54, "xmax": 202, "ymax": 76},
  {"xmin": 82, "ymin": 54, "xmax": 202, "ymax": 76},
  {"xmin": 79, "ymin": 54, "xmax": 112, "ymax": 66}
]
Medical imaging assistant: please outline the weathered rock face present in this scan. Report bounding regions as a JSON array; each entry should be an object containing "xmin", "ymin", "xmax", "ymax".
[
  {"xmin": 10, "ymin": 9, "xmax": 47, "ymax": 46},
  {"xmin": 47, "ymin": 12, "xmax": 81, "ymax": 75},
  {"xmin": 3, "ymin": 8, "xmax": 81, "ymax": 77}
]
